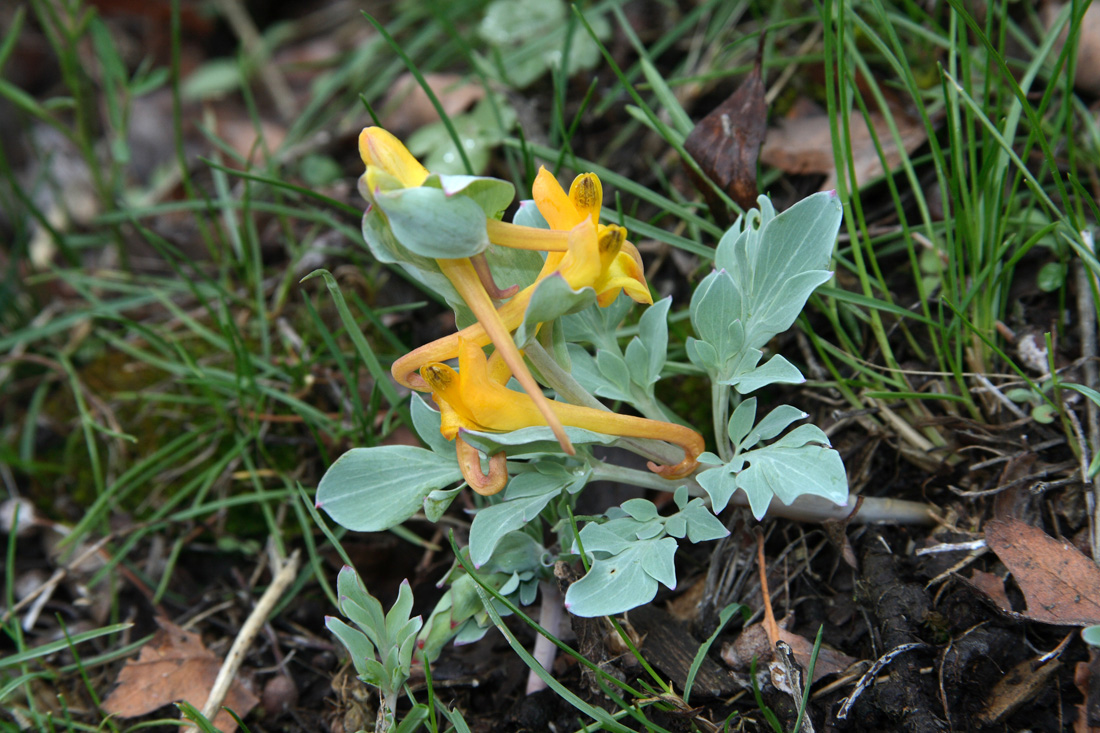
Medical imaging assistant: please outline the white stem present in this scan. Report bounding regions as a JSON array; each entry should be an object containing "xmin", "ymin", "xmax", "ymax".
[{"xmin": 526, "ymin": 581, "xmax": 564, "ymax": 695}]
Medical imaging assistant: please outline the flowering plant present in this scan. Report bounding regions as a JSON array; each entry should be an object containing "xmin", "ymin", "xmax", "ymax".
[{"xmin": 315, "ymin": 128, "xmax": 849, "ymax": 655}]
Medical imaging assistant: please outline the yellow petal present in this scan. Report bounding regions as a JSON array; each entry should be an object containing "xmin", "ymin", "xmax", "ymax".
[
  {"xmin": 595, "ymin": 249, "xmax": 653, "ymax": 305},
  {"xmin": 569, "ymin": 173, "xmax": 602, "ymax": 224},
  {"xmin": 437, "ymin": 258, "xmax": 574, "ymax": 455},
  {"xmin": 442, "ymin": 339, "xmax": 703, "ymax": 479},
  {"xmin": 533, "ymin": 167, "xmax": 585, "ymax": 230},
  {"xmin": 456, "ymin": 435, "xmax": 507, "ymax": 496},
  {"xmin": 358, "ymin": 127, "xmax": 429, "ymax": 187}
]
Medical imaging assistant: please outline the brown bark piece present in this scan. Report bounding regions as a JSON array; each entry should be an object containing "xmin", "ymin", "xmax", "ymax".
[
  {"xmin": 683, "ymin": 59, "xmax": 767, "ymax": 216},
  {"xmin": 985, "ymin": 518, "xmax": 1100, "ymax": 626},
  {"xmin": 978, "ymin": 657, "xmax": 1062, "ymax": 725},
  {"xmin": 103, "ymin": 618, "xmax": 258, "ymax": 732},
  {"xmin": 627, "ymin": 604, "xmax": 737, "ymax": 698}
]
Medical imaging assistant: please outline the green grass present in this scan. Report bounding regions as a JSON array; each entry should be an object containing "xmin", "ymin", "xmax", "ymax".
[{"xmin": 1, "ymin": 0, "xmax": 1097, "ymax": 729}]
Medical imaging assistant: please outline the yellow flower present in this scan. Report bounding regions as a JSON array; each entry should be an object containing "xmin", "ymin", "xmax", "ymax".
[
  {"xmin": 421, "ymin": 338, "xmax": 704, "ymax": 494},
  {"xmin": 358, "ymin": 127, "xmax": 574, "ymax": 454},
  {"xmin": 391, "ymin": 169, "xmax": 652, "ymax": 389}
]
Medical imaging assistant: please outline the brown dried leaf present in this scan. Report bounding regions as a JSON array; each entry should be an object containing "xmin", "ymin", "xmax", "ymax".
[
  {"xmin": 963, "ymin": 568, "xmax": 1016, "ymax": 614},
  {"xmin": 103, "ymin": 618, "xmax": 257, "ymax": 732},
  {"xmin": 684, "ymin": 61, "xmax": 767, "ymax": 215},
  {"xmin": 760, "ymin": 109, "xmax": 927, "ymax": 192},
  {"xmin": 777, "ymin": 629, "xmax": 859, "ymax": 683},
  {"xmin": 984, "ymin": 518, "xmax": 1100, "ymax": 626}
]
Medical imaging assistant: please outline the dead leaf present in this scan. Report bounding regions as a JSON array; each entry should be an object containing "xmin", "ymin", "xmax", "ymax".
[
  {"xmin": 381, "ymin": 73, "xmax": 485, "ymax": 134},
  {"xmin": 984, "ymin": 518, "xmax": 1100, "ymax": 626},
  {"xmin": 103, "ymin": 618, "xmax": 258, "ymax": 732},
  {"xmin": 684, "ymin": 59, "xmax": 767, "ymax": 218},
  {"xmin": 963, "ymin": 568, "xmax": 1016, "ymax": 615},
  {"xmin": 760, "ymin": 109, "xmax": 927, "ymax": 192},
  {"xmin": 777, "ymin": 629, "xmax": 859, "ymax": 683},
  {"xmin": 979, "ymin": 656, "xmax": 1062, "ymax": 725}
]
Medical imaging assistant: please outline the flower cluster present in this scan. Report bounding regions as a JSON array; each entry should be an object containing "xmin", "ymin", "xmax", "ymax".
[{"xmin": 358, "ymin": 127, "xmax": 704, "ymax": 494}]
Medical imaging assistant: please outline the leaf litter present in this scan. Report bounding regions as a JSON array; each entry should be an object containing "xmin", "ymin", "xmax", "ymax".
[{"xmin": 103, "ymin": 618, "xmax": 258, "ymax": 732}]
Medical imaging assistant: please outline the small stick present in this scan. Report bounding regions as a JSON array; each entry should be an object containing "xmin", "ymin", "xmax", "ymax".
[
  {"xmin": 202, "ymin": 548, "xmax": 301, "ymax": 721},
  {"xmin": 754, "ymin": 527, "xmax": 780, "ymax": 647}
]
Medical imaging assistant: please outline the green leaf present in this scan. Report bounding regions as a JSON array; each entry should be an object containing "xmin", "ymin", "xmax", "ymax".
[
  {"xmin": 630, "ymin": 297, "xmax": 671, "ymax": 388},
  {"xmin": 620, "ymin": 498, "xmax": 659, "ymax": 521},
  {"xmin": 431, "ymin": 172, "xmax": 515, "ymax": 218},
  {"xmin": 459, "ymin": 424, "xmax": 618, "ymax": 455},
  {"xmin": 181, "ymin": 59, "xmax": 242, "ymax": 100},
  {"xmin": 325, "ymin": 616, "xmax": 376, "ymax": 681},
  {"xmin": 300, "ymin": 153, "xmax": 344, "ymax": 187},
  {"xmin": 566, "ymin": 344, "xmax": 632, "ymax": 401},
  {"xmin": 735, "ymin": 434, "xmax": 847, "ymax": 519},
  {"xmin": 469, "ymin": 472, "xmax": 568, "ymax": 567},
  {"xmin": 1037, "ymin": 261, "xmax": 1066, "ymax": 292},
  {"xmin": 513, "ymin": 274, "xmax": 597, "ymax": 346},
  {"xmin": 727, "ymin": 397, "xmax": 757, "ymax": 448},
  {"xmin": 424, "ymin": 486, "xmax": 462, "ymax": 522},
  {"xmin": 740, "ymin": 405, "xmax": 809, "ymax": 452},
  {"xmin": 374, "ymin": 185, "xmax": 490, "ymax": 259},
  {"xmin": 316, "ymin": 446, "xmax": 463, "ymax": 531},
  {"xmin": 690, "ymin": 193, "xmax": 840, "ymax": 382},
  {"xmin": 676, "ymin": 499, "xmax": 730, "ymax": 543},
  {"xmin": 1082, "ymin": 625, "xmax": 1100, "ymax": 647},
  {"xmin": 695, "ymin": 467, "xmax": 740, "ymax": 515},
  {"xmin": 565, "ymin": 537, "xmax": 678, "ymax": 617},
  {"xmin": 723, "ymin": 353, "xmax": 806, "ymax": 394},
  {"xmin": 411, "ymin": 394, "xmax": 455, "ymax": 457},
  {"xmin": 512, "ymin": 199, "xmax": 549, "ymax": 228},
  {"xmin": 684, "ymin": 603, "xmax": 748, "ymax": 703},
  {"xmin": 595, "ymin": 348, "xmax": 633, "ymax": 398}
]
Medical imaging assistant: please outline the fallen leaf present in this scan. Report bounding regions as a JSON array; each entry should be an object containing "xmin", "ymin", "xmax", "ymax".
[
  {"xmin": 103, "ymin": 618, "xmax": 258, "ymax": 732},
  {"xmin": 984, "ymin": 518, "xmax": 1100, "ymax": 626},
  {"xmin": 777, "ymin": 628, "xmax": 859, "ymax": 682},
  {"xmin": 760, "ymin": 108, "xmax": 927, "ymax": 192},
  {"xmin": 684, "ymin": 59, "xmax": 767, "ymax": 217},
  {"xmin": 721, "ymin": 621, "xmax": 857, "ymax": 683},
  {"xmin": 963, "ymin": 568, "xmax": 1016, "ymax": 615}
]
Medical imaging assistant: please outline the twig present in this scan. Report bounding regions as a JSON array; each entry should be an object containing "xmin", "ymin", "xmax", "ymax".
[
  {"xmin": 836, "ymin": 643, "xmax": 926, "ymax": 720},
  {"xmin": 755, "ymin": 527, "xmax": 780, "ymax": 647},
  {"xmin": 201, "ymin": 547, "xmax": 301, "ymax": 721},
  {"xmin": 1076, "ymin": 250, "xmax": 1100, "ymax": 565}
]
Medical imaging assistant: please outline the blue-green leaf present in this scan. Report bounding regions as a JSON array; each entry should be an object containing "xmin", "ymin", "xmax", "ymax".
[
  {"xmin": 513, "ymin": 274, "xmax": 597, "ymax": 346},
  {"xmin": 565, "ymin": 537, "xmax": 678, "ymax": 617},
  {"xmin": 469, "ymin": 472, "xmax": 568, "ymax": 566},
  {"xmin": 374, "ymin": 186, "xmax": 489, "ymax": 259},
  {"xmin": 740, "ymin": 405, "xmax": 809, "ymax": 452},
  {"xmin": 317, "ymin": 447, "xmax": 463, "ymax": 532},
  {"xmin": 724, "ymin": 353, "xmax": 806, "ymax": 394}
]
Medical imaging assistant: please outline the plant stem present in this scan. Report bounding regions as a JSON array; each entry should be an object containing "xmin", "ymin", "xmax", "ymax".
[
  {"xmin": 589, "ymin": 461, "xmax": 935, "ymax": 525},
  {"xmin": 526, "ymin": 580, "xmax": 562, "ymax": 695},
  {"xmin": 712, "ymin": 382, "xmax": 733, "ymax": 463}
]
